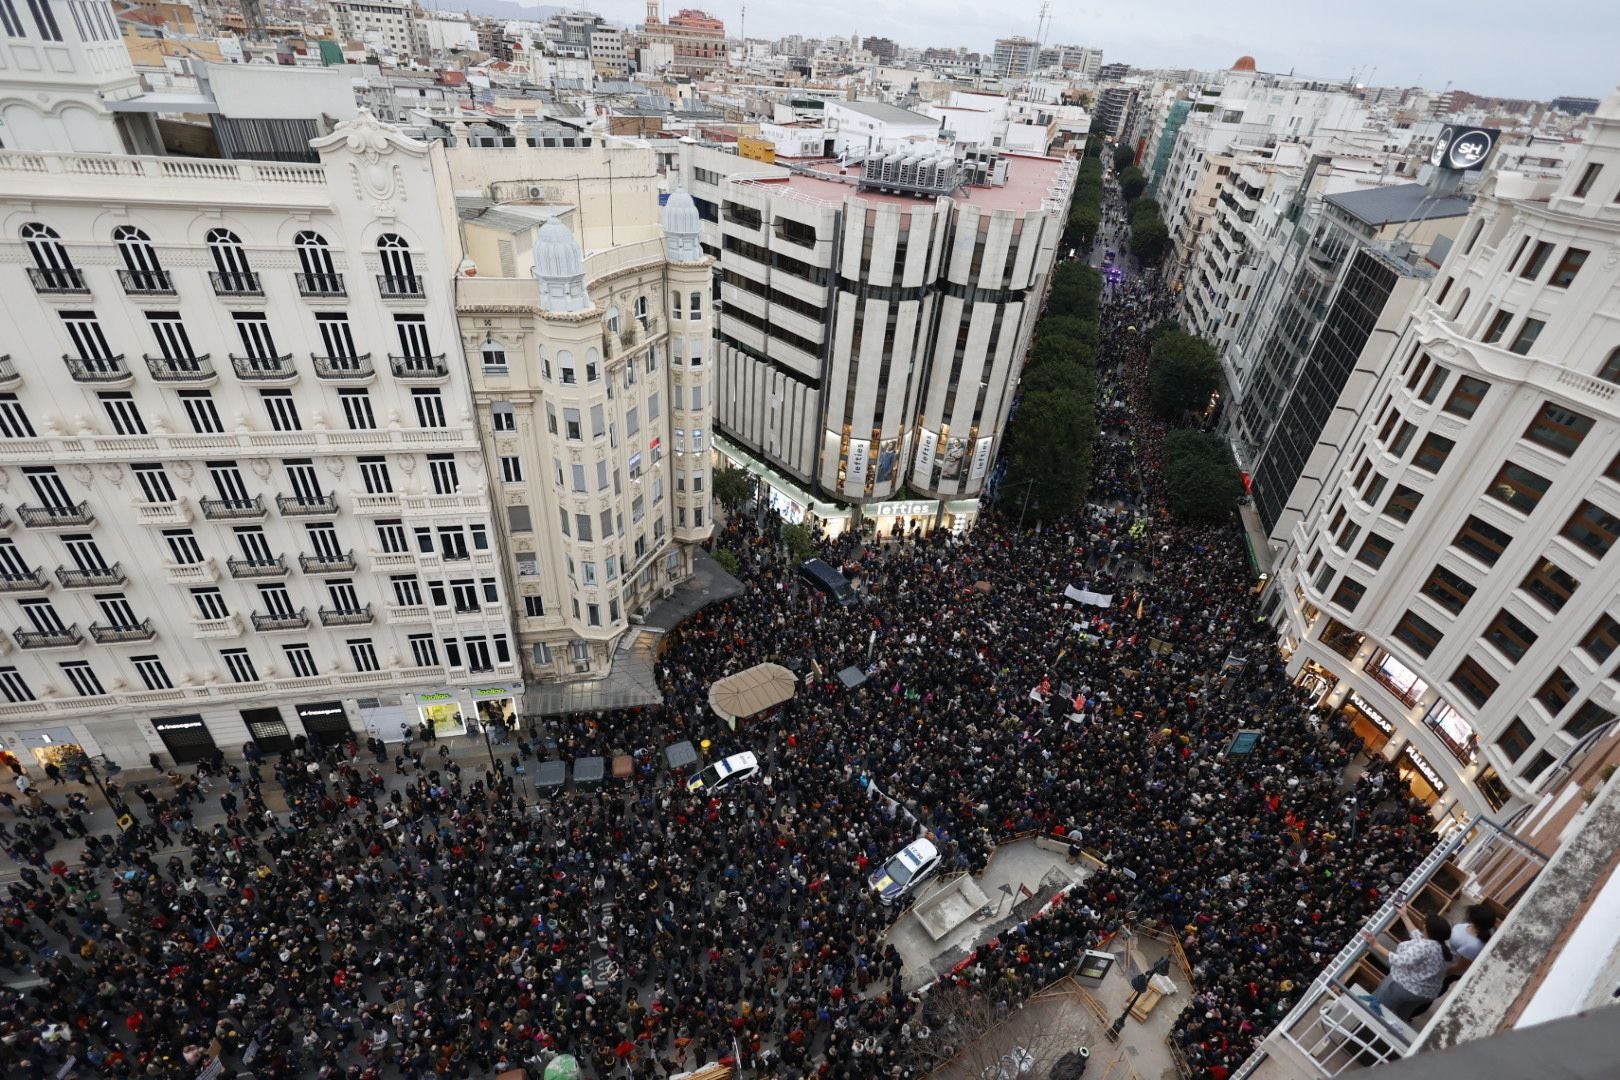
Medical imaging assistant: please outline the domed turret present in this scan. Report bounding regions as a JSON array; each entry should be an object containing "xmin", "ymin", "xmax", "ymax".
[
  {"xmin": 1231, "ymin": 55, "xmax": 1257, "ymax": 72},
  {"xmin": 662, "ymin": 190, "xmax": 703, "ymax": 263},
  {"xmin": 534, "ymin": 217, "xmax": 589, "ymax": 313}
]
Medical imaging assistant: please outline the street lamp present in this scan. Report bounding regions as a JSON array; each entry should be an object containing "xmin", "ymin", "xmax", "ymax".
[{"xmin": 1106, "ymin": 956, "xmax": 1171, "ymax": 1042}]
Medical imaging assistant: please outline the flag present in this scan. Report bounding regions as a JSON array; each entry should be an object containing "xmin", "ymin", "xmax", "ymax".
[{"xmin": 1136, "ymin": 597, "xmax": 1145, "ymax": 619}]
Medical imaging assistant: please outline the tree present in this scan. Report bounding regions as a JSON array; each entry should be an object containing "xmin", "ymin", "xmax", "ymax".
[
  {"xmin": 1129, "ymin": 214, "xmax": 1170, "ymax": 265},
  {"xmin": 712, "ymin": 465, "xmax": 752, "ymax": 511},
  {"xmin": 781, "ymin": 522, "xmax": 815, "ymax": 563},
  {"xmin": 1148, "ymin": 331, "xmax": 1222, "ymax": 418},
  {"xmin": 998, "ymin": 388, "xmax": 1095, "ymax": 524},
  {"xmin": 1046, "ymin": 263, "xmax": 1102, "ymax": 322},
  {"xmin": 1164, "ymin": 429, "xmax": 1244, "ymax": 523},
  {"xmin": 713, "ymin": 549, "xmax": 741, "ymax": 577},
  {"xmin": 903, "ymin": 983, "xmax": 1086, "ymax": 1079},
  {"xmin": 1118, "ymin": 166, "xmax": 1147, "ymax": 202},
  {"xmin": 1127, "ymin": 196, "xmax": 1160, "ymax": 223},
  {"xmin": 1025, "ymin": 334, "xmax": 1095, "ymax": 376},
  {"xmin": 1146, "ymin": 317, "xmax": 1180, "ymax": 345},
  {"xmin": 1113, "ymin": 146, "xmax": 1136, "ymax": 172}
]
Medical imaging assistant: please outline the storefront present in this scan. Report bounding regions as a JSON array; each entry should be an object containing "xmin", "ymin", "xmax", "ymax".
[
  {"xmin": 862, "ymin": 499, "xmax": 940, "ymax": 538},
  {"xmin": 472, "ymin": 686, "xmax": 519, "ymax": 736},
  {"xmin": 9, "ymin": 726, "xmax": 91, "ymax": 771},
  {"xmin": 152, "ymin": 715, "xmax": 217, "ymax": 764},
  {"xmin": 415, "ymin": 690, "xmax": 467, "ymax": 738},
  {"xmin": 1422, "ymin": 700, "xmax": 1479, "ymax": 766},
  {"xmin": 239, "ymin": 708, "xmax": 294, "ymax": 755},
  {"xmin": 295, "ymin": 701, "xmax": 352, "ymax": 748},
  {"xmin": 356, "ymin": 696, "xmax": 416, "ymax": 744},
  {"xmin": 1337, "ymin": 693, "xmax": 1395, "ymax": 755},
  {"xmin": 1398, "ymin": 744, "xmax": 1447, "ymax": 807},
  {"xmin": 942, "ymin": 499, "xmax": 981, "ymax": 535},
  {"xmin": 1295, "ymin": 660, "xmax": 1339, "ymax": 706}
]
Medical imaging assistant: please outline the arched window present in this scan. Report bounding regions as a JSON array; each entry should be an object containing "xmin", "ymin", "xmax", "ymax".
[
  {"xmin": 1451, "ymin": 287, "xmax": 1470, "ymax": 320},
  {"xmin": 634, "ymin": 295, "xmax": 649, "ymax": 326},
  {"xmin": 206, "ymin": 228, "xmax": 258, "ymax": 295},
  {"xmin": 377, "ymin": 234, "xmax": 418, "ymax": 295},
  {"xmin": 294, "ymin": 230, "xmax": 342, "ymax": 295},
  {"xmin": 21, "ymin": 222, "xmax": 82, "ymax": 292},
  {"xmin": 113, "ymin": 225, "xmax": 168, "ymax": 293},
  {"xmin": 1599, "ymin": 347, "xmax": 1620, "ymax": 386}
]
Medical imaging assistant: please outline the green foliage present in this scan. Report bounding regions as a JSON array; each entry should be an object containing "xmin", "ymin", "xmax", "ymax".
[
  {"xmin": 1083, "ymin": 137, "xmax": 1103, "ymax": 159},
  {"xmin": 1164, "ymin": 430, "xmax": 1244, "ymax": 523},
  {"xmin": 1066, "ymin": 156, "xmax": 1106, "ymax": 249},
  {"xmin": 1112, "ymin": 146, "xmax": 1136, "ymax": 172},
  {"xmin": 713, "ymin": 549, "xmax": 741, "ymax": 577},
  {"xmin": 1038, "ymin": 315, "xmax": 1100, "ymax": 352},
  {"xmin": 1129, "ymin": 215, "xmax": 1170, "ymax": 265},
  {"xmin": 712, "ymin": 465, "xmax": 752, "ymax": 511},
  {"xmin": 1118, "ymin": 166, "xmax": 1147, "ymax": 202},
  {"xmin": 1046, "ymin": 263, "xmax": 1103, "ymax": 321},
  {"xmin": 781, "ymin": 523, "xmax": 815, "ymax": 563},
  {"xmin": 1146, "ymin": 318, "xmax": 1180, "ymax": 345},
  {"xmin": 998, "ymin": 388, "xmax": 1096, "ymax": 524},
  {"xmin": 1127, "ymin": 196, "xmax": 1160, "ymax": 222},
  {"xmin": 1148, "ymin": 331, "xmax": 1222, "ymax": 418}
]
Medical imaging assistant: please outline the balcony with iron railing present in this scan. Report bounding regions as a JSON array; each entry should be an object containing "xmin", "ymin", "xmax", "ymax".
[
  {"xmin": 319, "ymin": 604, "xmax": 374, "ymax": 627},
  {"xmin": 144, "ymin": 353, "xmax": 216, "ymax": 384},
  {"xmin": 89, "ymin": 618, "xmax": 155, "ymax": 644},
  {"xmin": 276, "ymin": 493, "xmax": 338, "ymax": 517},
  {"xmin": 229, "ymin": 354, "xmax": 298, "ymax": 382},
  {"xmin": 311, "ymin": 353, "xmax": 375, "ymax": 381},
  {"xmin": 199, "ymin": 495, "xmax": 266, "ymax": 521},
  {"xmin": 13, "ymin": 623, "xmax": 81, "ymax": 648},
  {"xmin": 27, "ymin": 266, "xmax": 88, "ymax": 294},
  {"xmin": 226, "ymin": 554, "xmax": 288, "ymax": 579},
  {"xmin": 376, "ymin": 273, "xmax": 424, "ymax": 299},
  {"xmin": 0, "ymin": 355, "xmax": 16, "ymax": 388},
  {"xmin": 18, "ymin": 501, "xmax": 94, "ymax": 528},
  {"xmin": 251, "ymin": 608, "xmax": 308, "ymax": 631},
  {"xmin": 55, "ymin": 563, "xmax": 126, "ymax": 588},
  {"xmin": 388, "ymin": 353, "xmax": 449, "ymax": 381},
  {"xmin": 0, "ymin": 568, "xmax": 49, "ymax": 593},
  {"xmin": 299, "ymin": 550, "xmax": 357, "ymax": 574},
  {"xmin": 296, "ymin": 272, "xmax": 347, "ymax": 298},
  {"xmin": 117, "ymin": 267, "xmax": 176, "ymax": 296},
  {"xmin": 62, "ymin": 354, "xmax": 131, "ymax": 385},
  {"xmin": 209, "ymin": 270, "xmax": 263, "ymax": 297}
]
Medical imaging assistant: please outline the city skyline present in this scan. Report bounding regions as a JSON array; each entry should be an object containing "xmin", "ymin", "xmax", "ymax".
[{"xmin": 600, "ymin": 0, "xmax": 1611, "ymax": 102}]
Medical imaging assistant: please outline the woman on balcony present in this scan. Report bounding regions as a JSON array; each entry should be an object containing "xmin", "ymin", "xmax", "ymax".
[{"xmin": 1361, "ymin": 906, "xmax": 1454, "ymax": 1021}]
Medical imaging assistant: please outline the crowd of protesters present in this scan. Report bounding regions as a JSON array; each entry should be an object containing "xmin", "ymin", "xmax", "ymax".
[{"xmin": 0, "ymin": 241, "xmax": 1433, "ymax": 1078}]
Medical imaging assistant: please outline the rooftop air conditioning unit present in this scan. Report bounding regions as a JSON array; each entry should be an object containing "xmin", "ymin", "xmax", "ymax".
[{"xmin": 528, "ymin": 185, "xmax": 543, "ymax": 198}]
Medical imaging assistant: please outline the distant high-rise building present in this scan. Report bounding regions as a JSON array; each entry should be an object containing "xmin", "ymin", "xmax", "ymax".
[
  {"xmin": 991, "ymin": 36, "xmax": 1040, "ymax": 79},
  {"xmin": 1549, "ymin": 95, "xmax": 1600, "ymax": 115},
  {"xmin": 641, "ymin": 8, "xmax": 727, "ymax": 75}
]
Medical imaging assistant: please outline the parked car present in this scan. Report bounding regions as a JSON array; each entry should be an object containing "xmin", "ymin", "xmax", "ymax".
[
  {"xmin": 869, "ymin": 837, "xmax": 941, "ymax": 905},
  {"xmin": 687, "ymin": 750, "xmax": 761, "ymax": 794}
]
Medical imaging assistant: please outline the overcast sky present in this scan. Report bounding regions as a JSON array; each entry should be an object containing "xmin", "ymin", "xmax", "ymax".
[{"xmin": 602, "ymin": 0, "xmax": 1614, "ymax": 101}]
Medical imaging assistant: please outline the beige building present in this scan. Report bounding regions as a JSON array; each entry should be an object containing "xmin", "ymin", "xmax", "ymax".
[{"xmin": 451, "ymin": 147, "xmax": 714, "ymax": 683}]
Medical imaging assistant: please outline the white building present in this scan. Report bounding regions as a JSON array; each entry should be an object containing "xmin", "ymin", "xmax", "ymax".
[
  {"xmin": 0, "ymin": 107, "xmax": 521, "ymax": 768},
  {"xmin": 451, "ymin": 146, "xmax": 714, "ymax": 683},
  {"xmin": 330, "ymin": 0, "xmax": 418, "ymax": 61},
  {"xmin": 1269, "ymin": 95, "xmax": 1620, "ymax": 820}
]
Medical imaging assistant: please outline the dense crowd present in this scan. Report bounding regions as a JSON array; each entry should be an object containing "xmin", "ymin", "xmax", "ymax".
[{"xmin": 0, "ymin": 233, "xmax": 1433, "ymax": 1078}]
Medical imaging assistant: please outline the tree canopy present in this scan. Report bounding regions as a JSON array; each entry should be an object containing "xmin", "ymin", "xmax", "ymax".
[
  {"xmin": 1164, "ymin": 430, "xmax": 1245, "ymax": 523},
  {"xmin": 1118, "ymin": 166, "xmax": 1147, "ymax": 202},
  {"xmin": 1112, "ymin": 146, "xmax": 1136, "ymax": 173},
  {"xmin": 712, "ymin": 465, "xmax": 752, "ymax": 511},
  {"xmin": 1148, "ymin": 331, "xmax": 1223, "ymax": 419}
]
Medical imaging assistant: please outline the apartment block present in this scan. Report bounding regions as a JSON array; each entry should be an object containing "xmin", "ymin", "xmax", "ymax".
[
  {"xmin": 0, "ymin": 110, "xmax": 521, "ymax": 768},
  {"xmin": 1270, "ymin": 98, "xmax": 1620, "ymax": 820}
]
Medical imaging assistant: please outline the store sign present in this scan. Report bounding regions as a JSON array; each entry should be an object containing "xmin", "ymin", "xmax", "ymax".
[
  {"xmin": 1428, "ymin": 125, "xmax": 1498, "ymax": 172},
  {"xmin": 1403, "ymin": 745, "xmax": 1445, "ymax": 791},
  {"xmin": 1349, "ymin": 693, "xmax": 1395, "ymax": 733},
  {"xmin": 914, "ymin": 430, "xmax": 938, "ymax": 477},
  {"xmin": 153, "ymin": 718, "xmax": 205, "ymax": 733},
  {"xmin": 867, "ymin": 500, "xmax": 936, "ymax": 519},
  {"xmin": 417, "ymin": 691, "xmax": 455, "ymax": 704},
  {"xmin": 969, "ymin": 436, "xmax": 994, "ymax": 481},
  {"xmin": 474, "ymin": 687, "xmax": 510, "ymax": 698},
  {"xmin": 846, "ymin": 440, "xmax": 869, "ymax": 487},
  {"xmin": 295, "ymin": 701, "xmax": 345, "ymax": 721}
]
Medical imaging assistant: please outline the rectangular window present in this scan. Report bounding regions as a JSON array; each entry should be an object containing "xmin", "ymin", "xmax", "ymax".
[
  {"xmin": 1562, "ymin": 501, "xmax": 1619, "ymax": 559},
  {"xmin": 1388, "ymin": 421, "xmax": 1416, "ymax": 456},
  {"xmin": 391, "ymin": 576, "xmax": 423, "ymax": 606},
  {"xmin": 409, "ymin": 634, "xmax": 438, "ymax": 667},
  {"xmin": 1498, "ymin": 719, "xmax": 1535, "ymax": 762},
  {"xmin": 376, "ymin": 520, "xmax": 407, "ymax": 553},
  {"xmin": 575, "ymin": 514, "xmax": 593, "ymax": 542},
  {"xmin": 1450, "ymin": 657, "xmax": 1500, "ymax": 708},
  {"xmin": 61, "ymin": 312, "xmax": 114, "ymax": 361},
  {"xmin": 1483, "ymin": 609, "xmax": 1538, "ymax": 664},
  {"xmin": 563, "ymin": 408, "xmax": 582, "ymax": 440},
  {"xmin": 163, "ymin": 529, "xmax": 203, "ymax": 565},
  {"xmin": 1486, "ymin": 461, "xmax": 1551, "ymax": 513},
  {"xmin": 500, "ymin": 456, "xmax": 523, "ymax": 483},
  {"xmin": 1566, "ymin": 701, "xmax": 1615, "ymax": 740},
  {"xmin": 1508, "ymin": 318, "xmax": 1545, "ymax": 356},
  {"xmin": 99, "ymin": 392, "xmax": 146, "ymax": 435},
  {"xmin": 0, "ymin": 666, "xmax": 35, "ymax": 703},
  {"xmin": 1356, "ymin": 533, "xmax": 1394, "ymax": 569},
  {"xmin": 1442, "ymin": 375, "xmax": 1489, "ymax": 418},
  {"xmin": 191, "ymin": 587, "xmax": 229, "ymax": 620},
  {"xmin": 412, "ymin": 389, "xmax": 446, "ymax": 428},
  {"xmin": 491, "ymin": 402, "xmax": 516, "ymax": 432},
  {"xmin": 232, "ymin": 313, "xmax": 280, "ymax": 360},
  {"xmin": 1525, "ymin": 402, "xmax": 1594, "ymax": 457},
  {"xmin": 262, "ymin": 390, "xmax": 301, "ymax": 432},
  {"xmin": 61, "ymin": 661, "xmax": 104, "ymax": 697},
  {"xmin": 283, "ymin": 644, "xmax": 318, "ymax": 679},
  {"xmin": 393, "ymin": 314, "xmax": 431, "ymax": 358},
  {"xmin": 523, "ymin": 595, "xmax": 545, "ymax": 618},
  {"xmin": 25, "ymin": 0, "xmax": 61, "ymax": 41},
  {"xmin": 626, "ymin": 406, "xmax": 640, "ymax": 437},
  {"xmin": 348, "ymin": 638, "xmax": 380, "ymax": 672},
  {"xmin": 1454, "ymin": 515, "xmax": 1513, "ymax": 566},
  {"xmin": 180, "ymin": 392, "xmax": 223, "ymax": 434},
  {"xmin": 590, "ymin": 404, "xmax": 605, "ymax": 438},
  {"xmin": 1483, "ymin": 309, "xmax": 1514, "ymax": 344},
  {"xmin": 571, "ymin": 464, "xmax": 587, "ymax": 492},
  {"xmin": 131, "ymin": 655, "xmax": 172, "ymax": 691},
  {"xmin": 1535, "ymin": 670, "xmax": 1577, "ymax": 719},
  {"xmin": 316, "ymin": 313, "xmax": 359, "ymax": 359},
  {"xmin": 339, "ymin": 389, "xmax": 376, "ymax": 431},
  {"xmin": 1417, "ymin": 366, "xmax": 1448, "ymax": 404},
  {"xmin": 507, "ymin": 505, "xmax": 531, "ymax": 532},
  {"xmin": 221, "ymin": 648, "xmax": 259, "ymax": 684},
  {"xmin": 1578, "ymin": 613, "xmax": 1620, "ymax": 665},
  {"xmin": 1550, "ymin": 248, "xmax": 1588, "ymax": 288},
  {"xmin": 1573, "ymin": 162, "xmax": 1602, "ymax": 198},
  {"xmin": 1519, "ymin": 240, "xmax": 1554, "ymax": 280},
  {"xmin": 1383, "ymin": 485, "xmax": 1422, "ymax": 523},
  {"xmin": 0, "ymin": 393, "xmax": 34, "ymax": 439},
  {"xmin": 1392, "ymin": 610, "xmax": 1443, "ymax": 659},
  {"xmin": 1521, "ymin": 559, "xmax": 1579, "ymax": 613},
  {"xmin": 0, "ymin": 0, "xmax": 25, "ymax": 38},
  {"xmin": 358, "ymin": 457, "xmax": 393, "ymax": 494},
  {"xmin": 1411, "ymin": 433, "xmax": 1454, "ymax": 474},
  {"xmin": 1420, "ymin": 564, "xmax": 1476, "ymax": 615},
  {"xmin": 1522, "ymin": 750, "xmax": 1556, "ymax": 782}
]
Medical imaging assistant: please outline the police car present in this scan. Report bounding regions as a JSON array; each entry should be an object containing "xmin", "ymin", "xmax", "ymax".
[
  {"xmin": 868, "ymin": 837, "xmax": 942, "ymax": 905},
  {"xmin": 686, "ymin": 750, "xmax": 761, "ymax": 794}
]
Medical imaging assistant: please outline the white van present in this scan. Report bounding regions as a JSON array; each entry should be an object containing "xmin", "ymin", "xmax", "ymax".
[
  {"xmin": 869, "ymin": 837, "xmax": 942, "ymax": 905},
  {"xmin": 686, "ymin": 750, "xmax": 761, "ymax": 794}
]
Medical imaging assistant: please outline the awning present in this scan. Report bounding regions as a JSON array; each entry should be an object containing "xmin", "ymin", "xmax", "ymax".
[{"xmin": 708, "ymin": 663, "xmax": 796, "ymax": 723}]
